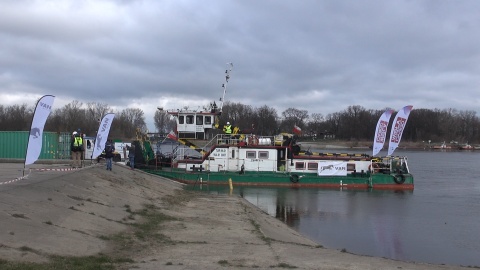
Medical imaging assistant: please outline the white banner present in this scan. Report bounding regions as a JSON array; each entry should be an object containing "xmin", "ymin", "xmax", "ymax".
[
  {"xmin": 372, "ymin": 109, "xmax": 394, "ymax": 156},
  {"xmin": 92, "ymin": 113, "xmax": 115, "ymax": 159},
  {"xmin": 317, "ymin": 161, "xmax": 348, "ymax": 176},
  {"xmin": 387, "ymin": 105, "xmax": 413, "ymax": 156},
  {"xmin": 25, "ymin": 95, "xmax": 55, "ymax": 165}
]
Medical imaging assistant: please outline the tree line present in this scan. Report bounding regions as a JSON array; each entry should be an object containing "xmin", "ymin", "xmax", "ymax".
[
  {"xmin": 215, "ymin": 102, "xmax": 480, "ymax": 144},
  {"xmin": 1, "ymin": 100, "xmax": 479, "ymax": 144},
  {"xmin": 0, "ymin": 100, "xmax": 147, "ymax": 140}
]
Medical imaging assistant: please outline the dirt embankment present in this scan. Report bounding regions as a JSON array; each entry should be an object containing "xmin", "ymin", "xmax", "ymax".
[{"xmin": 0, "ymin": 162, "xmax": 471, "ymax": 269}]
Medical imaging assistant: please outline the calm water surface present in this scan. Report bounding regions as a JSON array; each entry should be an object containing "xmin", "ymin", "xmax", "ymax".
[{"xmin": 188, "ymin": 149, "xmax": 480, "ymax": 267}]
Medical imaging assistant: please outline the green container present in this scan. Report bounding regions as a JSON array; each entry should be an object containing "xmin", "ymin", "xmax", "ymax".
[
  {"xmin": 57, "ymin": 132, "xmax": 72, "ymax": 159},
  {"xmin": 0, "ymin": 131, "xmax": 69, "ymax": 160}
]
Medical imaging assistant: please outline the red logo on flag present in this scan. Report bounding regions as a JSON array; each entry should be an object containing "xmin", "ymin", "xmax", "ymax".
[
  {"xmin": 390, "ymin": 117, "xmax": 407, "ymax": 143},
  {"xmin": 375, "ymin": 120, "xmax": 388, "ymax": 143}
]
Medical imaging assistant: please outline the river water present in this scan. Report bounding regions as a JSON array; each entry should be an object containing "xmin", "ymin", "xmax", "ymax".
[{"xmin": 188, "ymin": 149, "xmax": 480, "ymax": 267}]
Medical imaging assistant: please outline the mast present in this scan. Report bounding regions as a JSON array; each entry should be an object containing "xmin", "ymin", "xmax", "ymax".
[{"xmin": 219, "ymin": 62, "xmax": 233, "ymax": 112}]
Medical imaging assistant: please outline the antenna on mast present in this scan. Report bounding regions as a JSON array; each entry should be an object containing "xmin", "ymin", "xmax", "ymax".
[{"xmin": 219, "ymin": 62, "xmax": 233, "ymax": 112}]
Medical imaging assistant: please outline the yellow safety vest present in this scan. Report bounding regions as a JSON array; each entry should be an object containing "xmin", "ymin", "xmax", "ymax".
[
  {"xmin": 224, "ymin": 125, "xmax": 232, "ymax": 134},
  {"xmin": 73, "ymin": 137, "xmax": 83, "ymax": 147}
]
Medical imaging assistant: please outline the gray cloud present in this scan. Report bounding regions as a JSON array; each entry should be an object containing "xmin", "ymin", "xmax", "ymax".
[{"xmin": 1, "ymin": 0, "xmax": 480, "ymax": 130}]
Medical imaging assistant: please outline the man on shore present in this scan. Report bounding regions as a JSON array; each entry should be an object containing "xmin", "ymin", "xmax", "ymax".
[
  {"xmin": 104, "ymin": 139, "xmax": 115, "ymax": 171},
  {"xmin": 71, "ymin": 131, "xmax": 84, "ymax": 168}
]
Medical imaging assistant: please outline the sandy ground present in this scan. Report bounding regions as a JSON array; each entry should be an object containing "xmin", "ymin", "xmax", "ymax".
[{"xmin": 0, "ymin": 161, "xmax": 471, "ymax": 270}]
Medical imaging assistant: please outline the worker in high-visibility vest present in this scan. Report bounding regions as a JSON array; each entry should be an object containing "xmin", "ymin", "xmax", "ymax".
[
  {"xmin": 223, "ymin": 122, "xmax": 232, "ymax": 134},
  {"xmin": 71, "ymin": 131, "xmax": 84, "ymax": 168},
  {"xmin": 223, "ymin": 121, "xmax": 232, "ymax": 144}
]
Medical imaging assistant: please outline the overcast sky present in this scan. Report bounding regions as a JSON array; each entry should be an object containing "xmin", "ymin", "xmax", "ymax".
[{"xmin": 1, "ymin": 0, "xmax": 480, "ymax": 131}]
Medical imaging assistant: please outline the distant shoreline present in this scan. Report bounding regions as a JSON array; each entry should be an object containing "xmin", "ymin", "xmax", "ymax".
[{"xmin": 296, "ymin": 140, "xmax": 445, "ymax": 151}]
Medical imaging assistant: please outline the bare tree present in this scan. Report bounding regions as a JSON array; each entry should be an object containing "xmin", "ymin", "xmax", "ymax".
[
  {"xmin": 154, "ymin": 109, "xmax": 175, "ymax": 133},
  {"xmin": 280, "ymin": 107, "xmax": 309, "ymax": 134},
  {"xmin": 0, "ymin": 104, "xmax": 32, "ymax": 131},
  {"xmin": 0, "ymin": 105, "xmax": 4, "ymax": 130},
  {"xmin": 45, "ymin": 109, "xmax": 63, "ymax": 132},
  {"xmin": 83, "ymin": 102, "xmax": 112, "ymax": 135},
  {"xmin": 324, "ymin": 112, "xmax": 341, "ymax": 138},
  {"xmin": 118, "ymin": 108, "xmax": 146, "ymax": 138},
  {"xmin": 307, "ymin": 113, "xmax": 324, "ymax": 137},
  {"xmin": 458, "ymin": 110, "xmax": 477, "ymax": 143},
  {"xmin": 218, "ymin": 102, "xmax": 255, "ymax": 131},
  {"xmin": 61, "ymin": 100, "xmax": 85, "ymax": 133},
  {"xmin": 253, "ymin": 105, "xmax": 278, "ymax": 136},
  {"xmin": 339, "ymin": 105, "xmax": 367, "ymax": 140}
]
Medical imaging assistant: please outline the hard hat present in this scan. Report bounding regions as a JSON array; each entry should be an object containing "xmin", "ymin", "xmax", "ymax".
[
  {"xmin": 227, "ymin": 122, "xmax": 230, "ymax": 125},
  {"xmin": 72, "ymin": 131, "xmax": 78, "ymax": 135}
]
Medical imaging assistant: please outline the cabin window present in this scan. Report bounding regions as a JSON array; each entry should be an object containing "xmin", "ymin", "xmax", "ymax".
[
  {"xmin": 196, "ymin": 115, "xmax": 203, "ymax": 125},
  {"xmin": 295, "ymin": 162, "xmax": 305, "ymax": 170},
  {"xmin": 186, "ymin": 115, "xmax": 194, "ymax": 124},
  {"xmin": 246, "ymin": 151, "xmax": 256, "ymax": 159},
  {"xmin": 259, "ymin": 151, "xmax": 269, "ymax": 159},
  {"xmin": 307, "ymin": 162, "xmax": 318, "ymax": 170},
  {"xmin": 347, "ymin": 163, "xmax": 355, "ymax": 172},
  {"xmin": 205, "ymin": 116, "xmax": 212, "ymax": 125},
  {"xmin": 231, "ymin": 149, "xmax": 235, "ymax": 159},
  {"xmin": 179, "ymin": 116, "xmax": 184, "ymax": 124}
]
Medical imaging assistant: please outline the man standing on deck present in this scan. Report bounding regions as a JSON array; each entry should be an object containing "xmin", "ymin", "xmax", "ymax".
[{"xmin": 223, "ymin": 121, "xmax": 232, "ymax": 144}]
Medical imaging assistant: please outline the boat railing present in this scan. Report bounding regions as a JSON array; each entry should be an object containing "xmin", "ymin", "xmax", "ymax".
[
  {"xmin": 214, "ymin": 134, "xmax": 277, "ymax": 146},
  {"xmin": 169, "ymin": 144, "xmax": 203, "ymax": 165}
]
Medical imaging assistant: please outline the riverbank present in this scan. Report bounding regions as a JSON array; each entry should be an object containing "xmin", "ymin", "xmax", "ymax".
[{"xmin": 0, "ymin": 162, "xmax": 472, "ymax": 269}]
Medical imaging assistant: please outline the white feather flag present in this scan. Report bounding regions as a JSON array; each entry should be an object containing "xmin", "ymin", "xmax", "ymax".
[
  {"xmin": 387, "ymin": 105, "xmax": 413, "ymax": 156},
  {"xmin": 25, "ymin": 95, "xmax": 55, "ymax": 165}
]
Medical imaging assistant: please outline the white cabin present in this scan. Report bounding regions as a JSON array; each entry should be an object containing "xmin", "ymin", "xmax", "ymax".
[{"xmin": 167, "ymin": 109, "xmax": 219, "ymax": 140}]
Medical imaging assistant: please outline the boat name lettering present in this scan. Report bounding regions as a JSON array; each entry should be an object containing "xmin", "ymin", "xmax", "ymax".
[
  {"xmin": 212, "ymin": 148, "xmax": 227, "ymax": 157},
  {"xmin": 320, "ymin": 165, "xmax": 346, "ymax": 171}
]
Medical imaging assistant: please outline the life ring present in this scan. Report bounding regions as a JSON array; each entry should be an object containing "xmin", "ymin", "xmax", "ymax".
[
  {"xmin": 368, "ymin": 163, "xmax": 380, "ymax": 172},
  {"xmin": 290, "ymin": 174, "xmax": 300, "ymax": 183},
  {"xmin": 394, "ymin": 174, "xmax": 406, "ymax": 184}
]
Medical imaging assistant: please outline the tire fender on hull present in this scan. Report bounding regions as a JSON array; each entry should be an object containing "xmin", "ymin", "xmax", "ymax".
[
  {"xmin": 394, "ymin": 174, "xmax": 406, "ymax": 184},
  {"xmin": 290, "ymin": 174, "xmax": 300, "ymax": 183}
]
